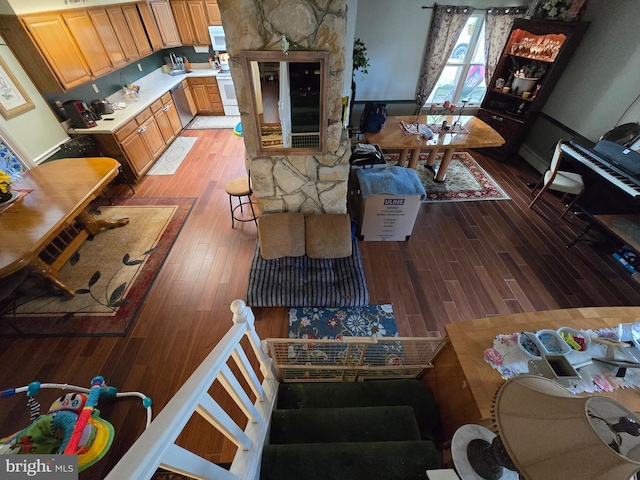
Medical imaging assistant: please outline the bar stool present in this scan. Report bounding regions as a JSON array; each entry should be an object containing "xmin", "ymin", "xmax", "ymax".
[{"xmin": 225, "ymin": 172, "xmax": 258, "ymax": 228}]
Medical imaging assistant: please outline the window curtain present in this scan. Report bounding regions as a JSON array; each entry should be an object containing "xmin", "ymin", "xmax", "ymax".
[
  {"xmin": 415, "ymin": 4, "xmax": 474, "ymax": 114},
  {"xmin": 484, "ymin": 7, "xmax": 527, "ymax": 86}
]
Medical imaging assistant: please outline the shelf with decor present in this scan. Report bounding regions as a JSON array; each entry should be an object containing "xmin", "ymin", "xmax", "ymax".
[{"xmin": 475, "ymin": 18, "xmax": 589, "ymax": 161}]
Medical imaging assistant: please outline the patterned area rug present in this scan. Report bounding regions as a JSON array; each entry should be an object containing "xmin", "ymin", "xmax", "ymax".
[
  {"xmin": 147, "ymin": 137, "xmax": 197, "ymax": 175},
  {"xmin": 1, "ymin": 197, "xmax": 195, "ymax": 337},
  {"xmin": 385, "ymin": 151, "xmax": 510, "ymax": 202},
  {"xmin": 186, "ymin": 115, "xmax": 241, "ymax": 129},
  {"xmin": 288, "ymin": 305, "xmax": 398, "ymax": 339}
]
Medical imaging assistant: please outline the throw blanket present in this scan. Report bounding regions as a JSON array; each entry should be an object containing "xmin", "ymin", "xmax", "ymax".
[
  {"xmin": 246, "ymin": 238, "xmax": 369, "ymax": 308},
  {"xmin": 357, "ymin": 167, "xmax": 426, "ymax": 198}
]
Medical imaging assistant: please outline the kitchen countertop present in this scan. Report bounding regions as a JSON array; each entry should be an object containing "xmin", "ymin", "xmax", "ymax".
[{"xmin": 68, "ymin": 64, "xmax": 229, "ymax": 135}]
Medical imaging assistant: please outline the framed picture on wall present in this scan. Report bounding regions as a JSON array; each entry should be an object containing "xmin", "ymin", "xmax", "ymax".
[{"xmin": 0, "ymin": 56, "xmax": 35, "ymax": 120}]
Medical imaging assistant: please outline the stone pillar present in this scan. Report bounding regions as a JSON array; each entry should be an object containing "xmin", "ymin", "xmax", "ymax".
[{"xmin": 219, "ymin": 0, "xmax": 349, "ymax": 214}]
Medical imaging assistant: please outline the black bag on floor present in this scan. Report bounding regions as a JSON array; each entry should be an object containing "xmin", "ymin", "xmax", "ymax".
[{"xmin": 360, "ymin": 102, "xmax": 387, "ymax": 133}]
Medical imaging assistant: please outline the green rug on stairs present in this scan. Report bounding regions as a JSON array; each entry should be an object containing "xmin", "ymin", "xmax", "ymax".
[{"xmin": 261, "ymin": 379, "xmax": 443, "ymax": 480}]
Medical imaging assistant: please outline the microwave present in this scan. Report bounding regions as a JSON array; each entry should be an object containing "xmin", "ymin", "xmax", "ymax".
[{"xmin": 208, "ymin": 25, "xmax": 226, "ymax": 51}]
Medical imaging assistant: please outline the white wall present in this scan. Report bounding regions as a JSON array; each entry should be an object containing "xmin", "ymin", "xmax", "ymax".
[
  {"xmin": 0, "ymin": 40, "xmax": 68, "ymax": 164},
  {"xmin": 520, "ymin": 0, "xmax": 640, "ymax": 171},
  {"xmin": 542, "ymin": 0, "xmax": 640, "ymax": 140}
]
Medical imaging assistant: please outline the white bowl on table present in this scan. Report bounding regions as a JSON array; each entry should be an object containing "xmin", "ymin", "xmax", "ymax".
[{"xmin": 536, "ymin": 329, "xmax": 572, "ymax": 355}]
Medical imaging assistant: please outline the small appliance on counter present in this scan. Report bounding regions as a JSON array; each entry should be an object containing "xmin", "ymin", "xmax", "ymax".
[
  {"xmin": 62, "ymin": 100, "xmax": 97, "ymax": 129},
  {"xmin": 219, "ymin": 53, "xmax": 230, "ymax": 72},
  {"xmin": 91, "ymin": 99, "xmax": 114, "ymax": 116}
]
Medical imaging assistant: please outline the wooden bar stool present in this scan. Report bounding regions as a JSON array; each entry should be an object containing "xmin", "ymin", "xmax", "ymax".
[{"xmin": 225, "ymin": 173, "xmax": 258, "ymax": 228}]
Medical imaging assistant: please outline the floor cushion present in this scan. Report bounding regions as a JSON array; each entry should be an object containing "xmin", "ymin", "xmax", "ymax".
[
  {"xmin": 258, "ymin": 213, "xmax": 305, "ymax": 260},
  {"xmin": 305, "ymin": 214, "xmax": 352, "ymax": 259}
]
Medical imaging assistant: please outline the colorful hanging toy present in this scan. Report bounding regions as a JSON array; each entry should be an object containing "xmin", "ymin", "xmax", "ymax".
[{"xmin": 0, "ymin": 376, "xmax": 152, "ymax": 471}]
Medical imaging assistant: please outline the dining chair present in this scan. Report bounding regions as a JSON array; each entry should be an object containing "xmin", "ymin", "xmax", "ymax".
[{"xmin": 529, "ymin": 140, "xmax": 585, "ymax": 217}]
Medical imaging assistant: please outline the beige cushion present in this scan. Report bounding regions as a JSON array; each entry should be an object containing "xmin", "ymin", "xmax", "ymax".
[
  {"xmin": 305, "ymin": 214, "xmax": 352, "ymax": 259},
  {"xmin": 258, "ymin": 213, "xmax": 306, "ymax": 259}
]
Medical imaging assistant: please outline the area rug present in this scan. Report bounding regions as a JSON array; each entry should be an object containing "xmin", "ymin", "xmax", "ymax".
[
  {"xmin": 246, "ymin": 238, "xmax": 369, "ymax": 308},
  {"xmin": 286, "ymin": 305, "xmax": 405, "ymax": 377},
  {"xmin": 1, "ymin": 197, "xmax": 195, "ymax": 337},
  {"xmin": 147, "ymin": 137, "xmax": 197, "ymax": 175},
  {"xmin": 288, "ymin": 304, "xmax": 398, "ymax": 340},
  {"xmin": 186, "ymin": 115, "xmax": 241, "ymax": 130},
  {"xmin": 385, "ymin": 151, "xmax": 510, "ymax": 202}
]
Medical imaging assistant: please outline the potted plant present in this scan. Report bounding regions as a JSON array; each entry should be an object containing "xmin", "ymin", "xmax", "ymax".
[
  {"xmin": 351, "ymin": 38, "xmax": 370, "ymax": 127},
  {"xmin": 510, "ymin": 61, "xmax": 548, "ymax": 95},
  {"xmin": 0, "ymin": 169, "xmax": 13, "ymax": 203}
]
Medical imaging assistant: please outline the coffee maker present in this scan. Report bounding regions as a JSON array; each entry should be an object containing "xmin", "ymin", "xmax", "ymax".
[{"xmin": 62, "ymin": 100, "xmax": 97, "ymax": 129}]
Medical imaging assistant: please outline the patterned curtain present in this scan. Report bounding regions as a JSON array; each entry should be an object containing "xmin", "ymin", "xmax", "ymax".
[
  {"xmin": 415, "ymin": 4, "xmax": 474, "ymax": 114},
  {"xmin": 0, "ymin": 138, "xmax": 24, "ymax": 179},
  {"xmin": 484, "ymin": 7, "xmax": 527, "ymax": 86}
]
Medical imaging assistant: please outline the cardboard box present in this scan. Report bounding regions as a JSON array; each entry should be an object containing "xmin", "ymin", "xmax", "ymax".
[
  {"xmin": 357, "ymin": 194, "xmax": 422, "ymax": 241},
  {"xmin": 355, "ymin": 167, "xmax": 425, "ymax": 241},
  {"xmin": 350, "ymin": 144, "xmax": 387, "ymax": 169}
]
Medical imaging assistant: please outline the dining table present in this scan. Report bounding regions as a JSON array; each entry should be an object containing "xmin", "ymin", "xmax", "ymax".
[
  {"xmin": 0, "ymin": 157, "xmax": 129, "ymax": 296},
  {"xmin": 364, "ymin": 115, "xmax": 505, "ymax": 182}
]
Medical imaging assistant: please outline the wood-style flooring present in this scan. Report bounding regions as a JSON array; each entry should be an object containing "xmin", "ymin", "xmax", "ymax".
[{"xmin": 1, "ymin": 128, "xmax": 640, "ymax": 479}]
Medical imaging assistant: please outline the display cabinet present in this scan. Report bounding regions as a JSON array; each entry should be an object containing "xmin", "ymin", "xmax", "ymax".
[{"xmin": 476, "ymin": 18, "xmax": 589, "ymax": 161}]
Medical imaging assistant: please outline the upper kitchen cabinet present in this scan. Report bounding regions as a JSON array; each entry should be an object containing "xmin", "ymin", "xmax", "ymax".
[
  {"xmin": 20, "ymin": 13, "xmax": 93, "ymax": 91},
  {"xmin": 171, "ymin": 1, "xmax": 212, "ymax": 46},
  {"xmin": 147, "ymin": 1, "xmax": 182, "ymax": 48},
  {"xmin": 205, "ymin": 1, "xmax": 221, "ymax": 26},
  {"xmin": 122, "ymin": 4, "xmax": 153, "ymax": 57},
  {"xmin": 87, "ymin": 8, "xmax": 128, "ymax": 69},
  {"xmin": 476, "ymin": 18, "xmax": 589, "ymax": 161},
  {"xmin": 61, "ymin": 10, "xmax": 113, "ymax": 78},
  {"xmin": 106, "ymin": 6, "xmax": 142, "ymax": 62},
  {"xmin": 136, "ymin": 2, "xmax": 164, "ymax": 51}
]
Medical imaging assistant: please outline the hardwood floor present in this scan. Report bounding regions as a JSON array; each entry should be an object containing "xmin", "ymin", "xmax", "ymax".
[{"xmin": 2, "ymin": 128, "xmax": 640, "ymax": 479}]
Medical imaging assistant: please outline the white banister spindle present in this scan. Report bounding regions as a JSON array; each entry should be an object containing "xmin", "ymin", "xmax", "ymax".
[
  {"xmin": 196, "ymin": 393, "xmax": 253, "ymax": 450},
  {"xmin": 232, "ymin": 346, "xmax": 266, "ymax": 402},
  {"xmin": 160, "ymin": 444, "xmax": 240, "ymax": 480},
  {"xmin": 218, "ymin": 363, "xmax": 261, "ymax": 422},
  {"xmin": 104, "ymin": 301, "xmax": 277, "ymax": 480}
]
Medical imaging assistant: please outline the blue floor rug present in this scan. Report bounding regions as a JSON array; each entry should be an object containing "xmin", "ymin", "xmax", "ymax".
[{"xmin": 288, "ymin": 304, "xmax": 398, "ymax": 339}]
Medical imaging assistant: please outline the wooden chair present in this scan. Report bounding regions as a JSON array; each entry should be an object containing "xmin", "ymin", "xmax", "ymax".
[{"xmin": 529, "ymin": 140, "xmax": 585, "ymax": 217}]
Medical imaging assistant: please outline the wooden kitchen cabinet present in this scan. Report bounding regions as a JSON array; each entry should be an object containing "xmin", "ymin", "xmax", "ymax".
[
  {"xmin": 136, "ymin": 2, "xmax": 164, "ymax": 51},
  {"xmin": 115, "ymin": 108, "xmax": 166, "ymax": 177},
  {"xmin": 87, "ymin": 8, "xmax": 128, "ymax": 69},
  {"xmin": 170, "ymin": 1, "xmax": 211, "ymax": 46},
  {"xmin": 106, "ymin": 6, "xmax": 140, "ymax": 62},
  {"xmin": 153, "ymin": 93, "xmax": 183, "ymax": 144},
  {"xmin": 61, "ymin": 10, "xmax": 113, "ymax": 78},
  {"xmin": 149, "ymin": 1, "xmax": 182, "ymax": 48},
  {"xmin": 182, "ymin": 79, "xmax": 198, "ymax": 117},
  {"xmin": 476, "ymin": 18, "xmax": 589, "ymax": 161},
  {"xmin": 205, "ymin": 0, "xmax": 221, "ymax": 25},
  {"xmin": 188, "ymin": 77, "xmax": 223, "ymax": 115},
  {"xmin": 122, "ymin": 4, "xmax": 152, "ymax": 57},
  {"xmin": 20, "ymin": 13, "xmax": 93, "ymax": 90}
]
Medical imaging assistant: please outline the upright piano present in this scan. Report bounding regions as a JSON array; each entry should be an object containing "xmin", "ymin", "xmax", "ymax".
[{"xmin": 560, "ymin": 138, "xmax": 640, "ymax": 216}]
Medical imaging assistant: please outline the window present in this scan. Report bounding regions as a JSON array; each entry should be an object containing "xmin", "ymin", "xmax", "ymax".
[{"xmin": 426, "ymin": 13, "xmax": 486, "ymax": 107}]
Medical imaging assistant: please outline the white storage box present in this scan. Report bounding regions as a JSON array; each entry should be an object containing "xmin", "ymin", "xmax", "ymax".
[{"xmin": 356, "ymin": 167, "xmax": 426, "ymax": 241}]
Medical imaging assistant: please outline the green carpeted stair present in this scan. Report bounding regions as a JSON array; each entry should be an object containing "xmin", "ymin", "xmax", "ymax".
[{"xmin": 261, "ymin": 379, "xmax": 442, "ymax": 480}]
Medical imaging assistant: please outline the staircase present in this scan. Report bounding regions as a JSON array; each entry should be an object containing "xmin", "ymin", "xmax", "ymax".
[{"xmin": 261, "ymin": 379, "xmax": 443, "ymax": 480}]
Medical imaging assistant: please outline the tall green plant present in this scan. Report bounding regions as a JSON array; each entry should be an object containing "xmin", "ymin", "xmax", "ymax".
[{"xmin": 353, "ymin": 38, "xmax": 370, "ymax": 77}]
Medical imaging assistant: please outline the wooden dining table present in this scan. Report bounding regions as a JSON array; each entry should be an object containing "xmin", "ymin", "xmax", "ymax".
[
  {"xmin": 0, "ymin": 157, "xmax": 129, "ymax": 296},
  {"xmin": 364, "ymin": 115, "xmax": 505, "ymax": 182}
]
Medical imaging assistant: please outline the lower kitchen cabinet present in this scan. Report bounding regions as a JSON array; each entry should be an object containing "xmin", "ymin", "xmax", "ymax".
[
  {"xmin": 153, "ymin": 93, "xmax": 183, "ymax": 144},
  {"xmin": 188, "ymin": 77, "xmax": 223, "ymax": 115}
]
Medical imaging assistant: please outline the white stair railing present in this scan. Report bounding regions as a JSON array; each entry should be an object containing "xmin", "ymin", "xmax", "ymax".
[{"xmin": 104, "ymin": 300, "xmax": 278, "ymax": 480}]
